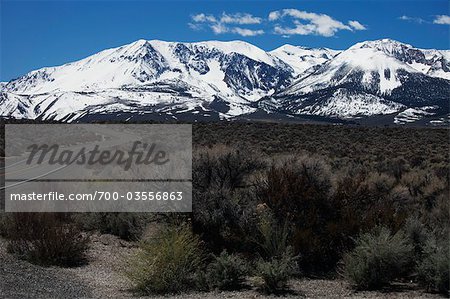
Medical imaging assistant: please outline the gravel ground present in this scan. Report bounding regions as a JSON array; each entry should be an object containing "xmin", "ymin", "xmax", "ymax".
[
  {"xmin": 0, "ymin": 238, "xmax": 92, "ymax": 299},
  {"xmin": 0, "ymin": 235, "xmax": 444, "ymax": 299}
]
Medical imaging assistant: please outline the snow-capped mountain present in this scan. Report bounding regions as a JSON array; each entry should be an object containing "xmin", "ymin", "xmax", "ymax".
[
  {"xmin": 260, "ymin": 39, "xmax": 450, "ymax": 122},
  {"xmin": 1, "ymin": 38, "xmax": 449, "ymax": 124},
  {"xmin": 2, "ymin": 40, "xmax": 300, "ymax": 120},
  {"xmin": 5, "ymin": 40, "xmax": 292, "ymax": 95},
  {"xmin": 353, "ymin": 39, "xmax": 450, "ymax": 80},
  {"xmin": 269, "ymin": 45, "xmax": 340, "ymax": 76}
]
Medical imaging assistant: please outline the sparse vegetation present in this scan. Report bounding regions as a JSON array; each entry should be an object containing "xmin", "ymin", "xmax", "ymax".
[
  {"xmin": 255, "ymin": 248, "xmax": 298, "ymax": 293},
  {"xmin": 206, "ymin": 250, "xmax": 248, "ymax": 290},
  {"xmin": 417, "ymin": 236, "xmax": 450, "ymax": 294},
  {"xmin": 1, "ymin": 121, "xmax": 448, "ymax": 296},
  {"xmin": 5, "ymin": 213, "xmax": 89, "ymax": 267},
  {"xmin": 126, "ymin": 225, "xmax": 204, "ymax": 294},
  {"xmin": 342, "ymin": 227, "xmax": 413, "ymax": 290},
  {"xmin": 255, "ymin": 209, "xmax": 291, "ymax": 259}
]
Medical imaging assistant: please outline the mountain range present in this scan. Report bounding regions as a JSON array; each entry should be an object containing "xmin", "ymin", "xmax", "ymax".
[{"xmin": 1, "ymin": 38, "xmax": 449, "ymax": 125}]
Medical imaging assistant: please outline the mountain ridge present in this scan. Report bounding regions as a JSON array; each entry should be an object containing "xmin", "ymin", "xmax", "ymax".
[{"xmin": 1, "ymin": 38, "xmax": 449, "ymax": 125}]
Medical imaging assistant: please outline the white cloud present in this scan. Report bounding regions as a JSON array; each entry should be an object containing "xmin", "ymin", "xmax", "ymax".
[
  {"xmin": 211, "ymin": 23, "xmax": 229, "ymax": 34},
  {"xmin": 220, "ymin": 13, "xmax": 261, "ymax": 25},
  {"xmin": 192, "ymin": 13, "xmax": 217, "ymax": 23},
  {"xmin": 268, "ymin": 9, "xmax": 365, "ymax": 37},
  {"xmin": 348, "ymin": 20, "xmax": 367, "ymax": 30},
  {"xmin": 433, "ymin": 15, "xmax": 450, "ymax": 25},
  {"xmin": 398, "ymin": 15, "xmax": 426, "ymax": 24},
  {"xmin": 232, "ymin": 27, "xmax": 264, "ymax": 36},
  {"xmin": 190, "ymin": 12, "xmax": 264, "ymax": 36},
  {"xmin": 188, "ymin": 23, "xmax": 203, "ymax": 31},
  {"xmin": 190, "ymin": 10, "xmax": 366, "ymax": 38},
  {"xmin": 399, "ymin": 15, "xmax": 450, "ymax": 25},
  {"xmin": 268, "ymin": 11, "xmax": 281, "ymax": 21}
]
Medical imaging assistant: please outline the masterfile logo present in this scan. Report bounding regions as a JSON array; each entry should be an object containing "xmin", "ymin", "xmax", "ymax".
[
  {"xmin": 26, "ymin": 141, "xmax": 170, "ymax": 171},
  {"xmin": 3, "ymin": 124, "xmax": 192, "ymax": 212}
]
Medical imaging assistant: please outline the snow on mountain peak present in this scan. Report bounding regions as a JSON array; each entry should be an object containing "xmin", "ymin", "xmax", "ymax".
[
  {"xmin": 335, "ymin": 47, "xmax": 417, "ymax": 72},
  {"xmin": 348, "ymin": 39, "xmax": 450, "ymax": 80},
  {"xmin": 192, "ymin": 40, "xmax": 279, "ymax": 66},
  {"xmin": 1, "ymin": 38, "xmax": 448, "ymax": 124},
  {"xmin": 355, "ymin": 39, "xmax": 411, "ymax": 55},
  {"xmin": 270, "ymin": 44, "xmax": 340, "ymax": 75},
  {"xmin": 282, "ymin": 45, "xmax": 421, "ymax": 96},
  {"xmin": 5, "ymin": 39, "xmax": 298, "ymax": 95},
  {"xmin": 350, "ymin": 38, "xmax": 413, "ymax": 50}
]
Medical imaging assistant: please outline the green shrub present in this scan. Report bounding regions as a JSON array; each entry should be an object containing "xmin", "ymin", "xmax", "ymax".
[
  {"xmin": 342, "ymin": 226, "xmax": 413, "ymax": 290},
  {"xmin": 427, "ymin": 193, "xmax": 450, "ymax": 239},
  {"xmin": 206, "ymin": 250, "xmax": 248, "ymax": 290},
  {"xmin": 403, "ymin": 217, "xmax": 429, "ymax": 261},
  {"xmin": 193, "ymin": 188, "xmax": 241, "ymax": 249},
  {"xmin": 126, "ymin": 225, "xmax": 204, "ymax": 294},
  {"xmin": 255, "ymin": 209, "xmax": 290, "ymax": 259},
  {"xmin": 6, "ymin": 213, "xmax": 89, "ymax": 267},
  {"xmin": 255, "ymin": 248, "xmax": 298, "ymax": 294},
  {"xmin": 417, "ymin": 237, "xmax": 449, "ymax": 294}
]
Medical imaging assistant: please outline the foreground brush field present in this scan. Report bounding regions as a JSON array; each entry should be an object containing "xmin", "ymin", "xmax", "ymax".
[
  {"xmin": 0, "ymin": 234, "xmax": 443, "ymax": 299},
  {"xmin": 0, "ymin": 122, "xmax": 448, "ymax": 298}
]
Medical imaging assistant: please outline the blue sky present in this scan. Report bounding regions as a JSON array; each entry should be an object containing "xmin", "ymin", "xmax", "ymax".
[{"xmin": 1, "ymin": 0, "xmax": 449, "ymax": 81}]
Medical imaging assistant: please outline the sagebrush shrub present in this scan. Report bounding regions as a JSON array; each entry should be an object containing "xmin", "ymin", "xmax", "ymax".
[
  {"xmin": 258, "ymin": 157, "xmax": 332, "ymax": 218},
  {"xmin": 6, "ymin": 213, "xmax": 89, "ymax": 267},
  {"xmin": 427, "ymin": 193, "xmax": 450, "ymax": 240},
  {"xmin": 255, "ymin": 248, "xmax": 298, "ymax": 293},
  {"xmin": 387, "ymin": 157, "xmax": 409, "ymax": 181},
  {"xmin": 330, "ymin": 171, "xmax": 410, "ymax": 270},
  {"xmin": 126, "ymin": 225, "xmax": 204, "ymax": 294},
  {"xmin": 255, "ymin": 209, "xmax": 290, "ymax": 259},
  {"xmin": 417, "ymin": 237, "xmax": 449, "ymax": 294},
  {"xmin": 192, "ymin": 187, "xmax": 255, "ymax": 251},
  {"xmin": 192, "ymin": 146, "xmax": 264, "ymax": 252},
  {"xmin": 342, "ymin": 226, "xmax": 413, "ymax": 290},
  {"xmin": 206, "ymin": 250, "xmax": 248, "ymax": 290},
  {"xmin": 193, "ymin": 146, "xmax": 264, "ymax": 191},
  {"xmin": 403, "ymin": 217, "xmax": 429, "ymax": 261},
  {"xmin": 257, "ymin": 156, "xmax": 337, "ymax": 273}
]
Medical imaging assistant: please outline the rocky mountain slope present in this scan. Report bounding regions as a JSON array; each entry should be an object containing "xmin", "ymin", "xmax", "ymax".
[
  {"xmin": 1, "ymin": 39, "xmax": 449, "ymax": 125},
  {"xmin": 261, "ymin": 39, "xmax": 450, "ymax": 122}
]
